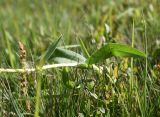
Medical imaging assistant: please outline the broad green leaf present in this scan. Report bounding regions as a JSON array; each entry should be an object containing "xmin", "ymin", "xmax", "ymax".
[
  {"xmin": 111, "ymin": 43, "xmax": 146, "ymax": 58},
  {"xmin": 50, "ymin": 47, "xmax": 86, "ymax": 64},
  {"xmin": 87, "ymin": 43, "xmax": 146, "ymax": 64},
  {"xmin": 86, "ymin": 44, "xmax": 112, "ymax": 64},
  {"xmin": 40, "ymin": 35, "xmax": 62, "ymax": 64}
]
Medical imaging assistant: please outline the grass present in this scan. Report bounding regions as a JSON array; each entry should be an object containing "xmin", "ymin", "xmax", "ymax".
[{"xmin": 0, "ymin": 0, "xmax": 160, "ymax": 117}]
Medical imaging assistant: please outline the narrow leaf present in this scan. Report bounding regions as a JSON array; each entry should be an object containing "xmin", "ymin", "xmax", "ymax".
[
  {"xmin": 78, "ymin": 38, "xmax": 90, "ymax": 58},
  {"xmin": 53, "ymin": 57, "xmax": 79, "ymax": 63},
  {"xmin": 40, "ymin": 35, "xmax": 62, "ymax": 64},
  {"xmin": 50, "ymin": 47, "xmax": 86, "ymax": 64}
]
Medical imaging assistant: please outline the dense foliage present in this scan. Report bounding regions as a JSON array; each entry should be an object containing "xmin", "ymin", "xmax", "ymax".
[{"xmin": 0, "ymin": 0, "xmax": 160, "ymax": 117}]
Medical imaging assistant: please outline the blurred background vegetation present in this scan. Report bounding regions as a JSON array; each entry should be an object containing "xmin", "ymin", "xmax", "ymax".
[{"xmin": 0, "ymin": 0, "xmax": 160, "ymax": 116}]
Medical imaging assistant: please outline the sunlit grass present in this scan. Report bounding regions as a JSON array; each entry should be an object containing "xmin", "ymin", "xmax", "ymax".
[{"xmin": 0, "ymin": 0, "xmax": 160, "ymax": 117}]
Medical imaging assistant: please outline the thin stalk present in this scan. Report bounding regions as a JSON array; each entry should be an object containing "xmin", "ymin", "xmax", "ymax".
[
  {"xmin": 34, "ymin": 71, "xmax": 42, "ymax": 117},
  {"xmin": 0, "ymin": 63, "xmax": 82, "ymax": 73},
  {"xmin": 144, "ymin": 19, "xmax": 148, "ymax": 117},
  {"xmin": 131, "ymin": 19, "xmax": 135, "ymax": 89},
  {"xmin": 0, "ymin": 63, "xmax": 103, "ymax": 74},
  {"xmin": 129, "ymin": 19, "xmax": 135, "ymax": 115},
  {"xmin": 109, "ymin": 7, "xmax": 113, "ymax": 37},
  {"xmin": 78, "ymin": 38, "xmax": 90, "ymax": 58}
]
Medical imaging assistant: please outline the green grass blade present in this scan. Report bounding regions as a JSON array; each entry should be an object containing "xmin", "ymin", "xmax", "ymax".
[
  {"xmin": 2, "ymin": 28, "xmax": 16, "ymax": 67},
  {"xmin": 40, "ymin": 35, "xmax": 62, "ymax": 65},
  {"xmin": 50, "ymin": 47, "xmax": 86, "ymax": 64},
  {"xmin": 1, "ymin": 78, "xmax": 23, "ymax": 117},
  {"xmin": 8, "ymin": 90, "xmax": 23, "ymax": 117},
  {"xmin": 78, "ymin": 38, "xmax": 90, "ymax": 58}
]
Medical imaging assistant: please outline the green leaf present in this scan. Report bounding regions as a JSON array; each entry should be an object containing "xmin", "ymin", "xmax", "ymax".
[
  {"xmin": 50, "ymin": 47, "xmax": 86, "ymax": 64},
  {"xmin": 86, "ymin": 44, "xmax": 112, "ymax": 64},
  {"xmin": 87, "ymin": 43, "xmax": 146, "ymax": 64},
  {"xmin": 111, "ymin": 43, "xmax": 146, "ymax": 58},
  {"xmin": 40, "ymin": 35, "xmax": 62, "ymax": 64}
]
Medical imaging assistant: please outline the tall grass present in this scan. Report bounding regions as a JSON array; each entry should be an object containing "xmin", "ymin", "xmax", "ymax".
[{"xmin": 0, "ymin": 0, "xmax": 160, "ymax": 117}]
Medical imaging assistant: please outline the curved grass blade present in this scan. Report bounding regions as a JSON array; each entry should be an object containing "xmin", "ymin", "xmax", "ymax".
[
  {"xmin": 40, "ymin": 35, "xmax": 62, "ymax": 64},
  {"xmin": 50, "ymin": 47, "xmax": 86, "ymax": 64},
  {"xmin": 53, "ymin": 57, "xmax": 79, "ymax": 63},
  {"xmin": 78, "ymin": 38, "xmax": 90, "ymax": 58},
  {"xmin": 87, "ymin": 43, "xmax": 146, "ymax": 64}
]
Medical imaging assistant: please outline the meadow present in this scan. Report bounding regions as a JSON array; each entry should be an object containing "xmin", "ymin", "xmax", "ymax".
[{"xmin": 0, "ymin": 0, "xmax": 160, "ymax": 117}]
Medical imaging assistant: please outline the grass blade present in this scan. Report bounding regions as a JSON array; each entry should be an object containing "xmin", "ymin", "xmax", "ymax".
[
  {"xmin": 40, "ymin": 35, "xmax": 62, "ymax": 65},
  {"xmin": 50, "ymin": 47, "xmax": 86, "ymax": 64},
  {"xmin": 78, "ymin": 38, "xmax": 90, "ymax": 58}
]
